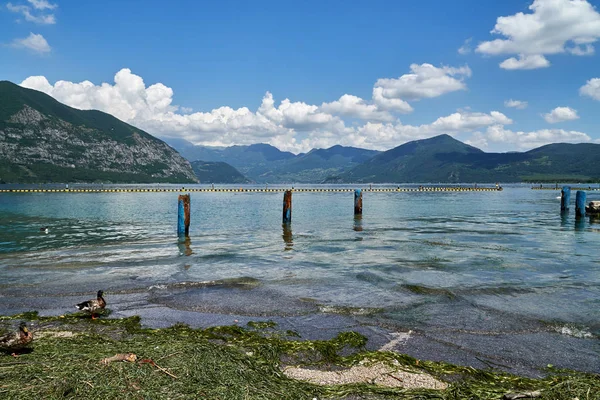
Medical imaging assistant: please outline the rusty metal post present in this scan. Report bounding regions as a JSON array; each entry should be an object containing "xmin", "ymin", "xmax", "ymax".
[
  {"xmin": 354, "ymin": 189, "xmax": 362, "ymax": 215},
  {"xmin": 178, "ymin": 194, "xmax": 190, "ymax": 237},
  {"xmin": 283, "ymin": 190, "xmax": 292, "ymax": 223}
]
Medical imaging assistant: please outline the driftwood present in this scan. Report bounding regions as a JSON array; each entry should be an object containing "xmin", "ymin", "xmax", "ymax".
[
  {"xmin": 99, "ymin": 353, "xmax": 177, "ymax": 379},
  {"xmin": 503, "ymin": 390, "xmax": 542, "ymax": 400},
  {"xmin": 99, "ymin": 353, "xmax": 137, "ymax": 365}
]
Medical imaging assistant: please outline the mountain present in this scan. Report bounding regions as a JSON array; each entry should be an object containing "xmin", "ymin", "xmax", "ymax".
[
  {"xmin": 164, "ymin": 139, "xmax": 381, "ymax": 183},
  {"xmin": 257, "ymin": 145, "xmax": 381, "ymax": 183},
  {"xmin": 0, "ymin": 81, "xmax": 198, "ymax": 184},
  {"xmin": 190, "ymin": 161, "xmax": 250, "ymax": 183},
  {"xmin": 334, "ymin": 134, "xmax": 484, "ymax": 183},
  {"xmin": 329, "ymin": 134, "xmax": 600, "ymax": 183}
]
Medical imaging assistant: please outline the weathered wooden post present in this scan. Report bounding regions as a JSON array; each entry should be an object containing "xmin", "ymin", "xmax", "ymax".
[
  {"xmin": 177, "ymin": 194, "xmax": 190, "ymax": 236},
  {"xmin": 283, "ymin": 190, "xmax": 292, "ymax": 223},
  {"xmin": 576, "ymin": 190, "xmax": 586, "ymax": 218},
  {"xmin": 354, "ymin": 189, "xmax": 362, "ymax": 215},
  {"xmin": 560, "ymin": 186, "xmax": 570, "ymax": 213}
]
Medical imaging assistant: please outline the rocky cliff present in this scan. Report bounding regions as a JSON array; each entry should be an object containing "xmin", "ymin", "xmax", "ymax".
[{"xmin": 0, "ymin": 81, "xmax": 198, "ymax": 183}]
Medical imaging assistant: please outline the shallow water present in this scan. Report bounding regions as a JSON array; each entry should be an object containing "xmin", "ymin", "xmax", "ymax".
[{"xmin": 1, "ymin": 183, "xmax": 599, "ymax": 374}]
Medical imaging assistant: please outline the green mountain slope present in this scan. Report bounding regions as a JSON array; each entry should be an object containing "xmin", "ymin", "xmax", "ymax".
[
  {"xmin": 330, "ymin": 134, "xmax": 600, "ymax": 183},
  {"xmin": 0, "ymin": 81, "xmax": 198, "ymax": 183},
  {"xmin": 190, "ymin": 161, "xmax": 250, "ymax": 183},
  {"xmin": 336, "ymin": 134, "xmax": 484, "ymax": 183}
]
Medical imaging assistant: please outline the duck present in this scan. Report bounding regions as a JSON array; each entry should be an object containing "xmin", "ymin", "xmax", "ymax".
[
  {"xmin": 75, "ymin": 290, "xmax": 106, "ymax": 319},
  {"xmin": 0, "ymin": 322, "xmax": 33, "ymax": 356},
  {"xmin": 40, "ymin": 227, "xmax": 49, "ymax": 234}
]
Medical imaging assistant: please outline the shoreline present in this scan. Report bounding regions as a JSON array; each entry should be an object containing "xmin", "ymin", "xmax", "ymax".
[
  {"xmin": 1, "ymin": 291, "xmax": 598, "ymax": 378},
  {"xmin": 1, "ymin": 311, "xmax": 598, "ymax": 399}
]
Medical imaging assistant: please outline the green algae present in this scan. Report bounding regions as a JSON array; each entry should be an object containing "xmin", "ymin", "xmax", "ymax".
[{"xmin": 0, "ymin": 313, "xmax": 598, "ymax": 400}]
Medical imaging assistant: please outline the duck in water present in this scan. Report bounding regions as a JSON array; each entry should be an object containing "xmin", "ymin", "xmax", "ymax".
[
  {"xmin": 76, "ymin": 290, "xmax": 106, "ymax": 319},
  {"xmin": 40, "ymin": 227, "xmax": 49, "ymax": 234},
  {"xmin": 0, "ymin": 322, "xmax": 33, "ymax": 357}
]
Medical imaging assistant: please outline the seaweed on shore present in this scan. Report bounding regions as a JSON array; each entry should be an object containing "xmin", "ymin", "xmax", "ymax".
[{"xmin": 0, "ymin": 312, "xmax": 598, "ymax": 399}]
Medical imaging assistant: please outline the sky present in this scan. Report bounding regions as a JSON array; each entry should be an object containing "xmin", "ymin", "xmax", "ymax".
[{"xmin": 1, "ymin": 0, "xmax": 600, "ymax": 154}]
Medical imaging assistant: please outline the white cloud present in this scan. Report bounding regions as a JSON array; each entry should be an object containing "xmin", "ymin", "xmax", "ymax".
[
  {"xmin": 320, "ymin": 94, "xmax": 395, "ymax": 122},
  {"xmin": 7, "ymin": 2, "xmax": 56, "ymax": 24},
  {"xmin": 580, "ymin": 78, "xmax": 600, "ymax": 100},
  {"xmin": 11, "ymin": 32, "xmax": 51, "ymax": 53},
  {"xmin": 476, "ymin": 0, "xmax": 600, "ymax": 69},
  {"xmin": 371, "ymin": 86, "xmax": 413, "ymax": 113},
  {"xmin": 374, "ymin": 63, "xmax": 471, "ymax": 101},
  {"xmin": 458, "ymin": 38, "xmax": 472, "ymax": 55},
  {"xmin": 504, "ymin": 99, "xmax": 528, "ymax": 109},
  {"xmin": 18, "ymin": 68, "xmax": 551, "ymax": 154},
  {"xmin": 27, "ymin": 0, "xmax": 57, "ymax": 10},
  {"xmin": 469, "ymin": 125, "xmax": 590, "ymax": 151},
  {"xmin": 543, "ymin": 106, "xmax": 579, "ymax": 123},
  {"xmin": 499, "ymin": 54, "xmax": 550, "ymax": 70},
  {"xmin": 257, "ymin": 92, "xmax": 336, "ymax": 130},
  {"xmin": 429, "ymin": 111, "xmax": 512, "ymax": 131}
]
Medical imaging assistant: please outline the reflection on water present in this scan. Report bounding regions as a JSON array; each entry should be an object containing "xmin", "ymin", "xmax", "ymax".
[
  {"xmin": 575, "ymin": 216, "xmax": 586, "ymax": 232},
  {"xmin": 177, "ymin": 236, "xmax": 193, "ymax": 256},
  {"xmin": 353, "ymin": 215, "xmax": 363, "ymax": 232},
  {"xmin": 282, "ymin": 223, "xmax": 293, "ymax": 251}
]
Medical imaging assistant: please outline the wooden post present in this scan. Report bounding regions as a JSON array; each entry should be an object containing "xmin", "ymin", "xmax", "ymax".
[
  {"xmin": 576, "ymin": 190, "xmax": 586, "ymax": 218},
  {"xmin": 560, "ymin": 186, "xmax": 570, "ymax": 212},
  {"xmin": 354, "ymin": 189, "xmax": 362, "ymax": 215},
  {"xmin": 178, "ymin": 194, "xmax": 190, "ymax": 236},
  {"xmin": 282, "ymin": 190, "xmax": 292, "ymax": 223}
]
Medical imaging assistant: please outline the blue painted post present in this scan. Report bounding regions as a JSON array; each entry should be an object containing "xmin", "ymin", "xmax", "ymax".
[
  {"xmin": 283, "ymin": 190, "xmax": 292, "ymax": 223},
  {"xmin": 576, "ymin": 190, "xmax": 586, "ymax": 218},
  {"xmin": 354, "ymin": 189, "xmax": 362, "ymax": 215},
  {"xmin": 560, "ymin": 186, "xmax": 571, "ymax": 212},
  {"xmin": 177, "ymin": 194, "xmax": 190, "ymax": 236}
]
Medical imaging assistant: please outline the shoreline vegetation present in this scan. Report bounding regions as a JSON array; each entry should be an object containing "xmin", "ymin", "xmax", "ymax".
[{"xmin": 0, "ymin": 312, "xmax": 598, "ymax": 399}]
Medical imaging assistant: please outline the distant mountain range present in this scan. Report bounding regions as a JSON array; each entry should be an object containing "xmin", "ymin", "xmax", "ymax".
[
  {"xmin": 0, "ymin": 81, "xmax": 197, "ymax": 183},
  {"xmin": 3, "ymin": 80, "xmax": 599, "ymax": 184},
  {"xmin": 167, "ymin": 134, "xmax": 600, "ymax": 184},
  {"xmin": 162, "ymin": 137, "xmax": 380, "ymax": 183}
]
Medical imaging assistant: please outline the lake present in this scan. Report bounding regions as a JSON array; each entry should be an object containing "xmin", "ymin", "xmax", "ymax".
[{"xmin": 0, "ymin": 183, "xmax": 598, "ymax": 376}]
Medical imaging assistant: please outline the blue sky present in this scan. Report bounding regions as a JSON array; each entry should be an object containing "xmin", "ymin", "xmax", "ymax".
[{"xmin": 1, "ymin": 0, "xmax": 600, "ymax": 153}]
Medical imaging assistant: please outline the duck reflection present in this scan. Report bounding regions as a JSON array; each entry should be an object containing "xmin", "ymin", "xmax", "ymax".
[{"xmin": 282, "ymin": 223, "xmax": 293, "ymax": 251}]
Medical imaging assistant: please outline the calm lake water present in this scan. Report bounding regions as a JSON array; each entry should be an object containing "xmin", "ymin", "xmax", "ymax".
[{"xmin": 1, "ymin": 183, "xmax": 599, "ymax": 374}]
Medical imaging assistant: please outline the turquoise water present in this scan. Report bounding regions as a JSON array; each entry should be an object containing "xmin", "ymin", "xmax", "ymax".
[{"xmin": 1, "ymin": 183, "xmax": 599, "ymax": 373}]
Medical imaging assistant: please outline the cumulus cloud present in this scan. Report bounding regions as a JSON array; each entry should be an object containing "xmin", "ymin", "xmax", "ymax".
[
  {"xmin": 499, "ymin": 54, "xmax": 550, "ymax": 70},
  {"xmin": 371, "ymin": 86, "xmax": 413, "ymax": 113},
  {"xmin": 504, "ymin": 99, "xmax": 528, "ymax": 109},
  {"xmin": 580, "ymin": 78, "xmax": 600, "ymax": 100},
  {"xmin": 374, "ymin": 63, "xmax": 471, "ymax": 102},
  {"xmin": 7, "ymin": 1, "xmax": 56, "ymax": 24},
  {"xmin": 19, "ymin": 68, "xmax": 530, "ymax": 153},
  {"xmin": 429, "ymin": 111, "xmax": 512, "ymax": 131},
  {"xmin": 543, "ymin": 106, "xmax": 579, "ymax": 123},
  {"xmin": 476, "ymin": 0, "xmax": 600, "ymax": 69},
  {"xmin": 458, "ymin": 38, "xmax": 473, "ymax": 55},
  {"xmin": 321, "ymin": 94, "xmax": 395, "ymax": 122},
  {"xmin": 11, "ymin": 32, "xmax": 51, "ymax": 53},
  {"xmin": 468, "ymin": 125, "xmax": 590, "ymax": 151}
]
